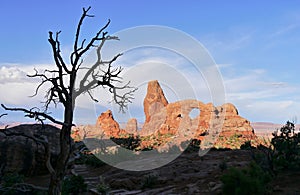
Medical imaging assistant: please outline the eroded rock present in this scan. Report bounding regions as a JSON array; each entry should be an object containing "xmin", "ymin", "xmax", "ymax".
[
  {"xmin": 0, "ymin": 124, "xmax": 60, "ymax": 176},
  {"xmin": 143, "ymin": 80, "xmax": 168, "ymax": 123}
]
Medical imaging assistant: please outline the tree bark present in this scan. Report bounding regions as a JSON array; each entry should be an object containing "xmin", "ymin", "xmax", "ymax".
[{"xmin": 48, "ymin": 101, "xmax": 73, "ymax": 195}]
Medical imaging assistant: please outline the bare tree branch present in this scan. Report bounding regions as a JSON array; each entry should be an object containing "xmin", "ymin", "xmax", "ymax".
[
  {"xmin": 48, "ymin": 31, "xmax": 71, "ymax": 74},
  {"xmin": 1, "ymin": 104, "xmax": 71, "ymax": 126},
  {"xmin": 70, "ymin": 6, "xmax": 110, "ymax": 71},
  {"xmin": 0, "ymin": 113, "xmax": 7, "ymax": 118},
  {"xmin": 0, "ymin": 129, "xmax": 55, "ymax": 175},
  {"xmin": 27, "ymin": 68, "xmax": 67, "ymax": 110},
  {"xmin": 74, "ymin": 39, "xmax": 137, "ymax": 112},
  {"xmin": 1, "ymin": 7, "xmax": 136, "ymax": 193}
]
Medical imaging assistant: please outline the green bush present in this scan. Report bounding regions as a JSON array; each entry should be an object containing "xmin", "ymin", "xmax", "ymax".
[
  {"xmin": 1, "ymin": 173, "xmax": 24, "ymax": 188},
  {"xmin": 240, "ymin": 141, "xmax": 254, "ymax": 150},
  {"xmin": 271, "ymin": 121, "xmax": 300, "ymax": 171},
  {"xmin": 84, "ymin": 154, "xmax": 106, "ymax": 167},
  {"xmin": 219, "ymin": 158, "xmax": 228, "ymax": 172},
  {"xmin": 110, "ymin": 135, "xmax": 141, "ymax": 150},
  {"xmin": 184, "ymin": 139, "xmax": 201, "ymax": 153},
  {"xmin": 221, "ymin": 162, "xmax": 272, "ymax": 195},
  {"xmin": 62, "ymin": 175, "xmax": 87, "ymax": 195},
  {"xmin": 96, "ymin": 176, "xmax": 110, "ymax": 195}
]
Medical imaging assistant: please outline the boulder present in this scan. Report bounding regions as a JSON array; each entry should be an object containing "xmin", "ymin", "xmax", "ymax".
[{"xmin": 0, "ymin": 124, "xmax": 60, "ymax": 176}]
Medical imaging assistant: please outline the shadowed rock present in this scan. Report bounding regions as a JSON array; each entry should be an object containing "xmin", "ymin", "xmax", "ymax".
[{"xmin": 0, "ymin": 124, "xmax": 60, "ymax": 176}]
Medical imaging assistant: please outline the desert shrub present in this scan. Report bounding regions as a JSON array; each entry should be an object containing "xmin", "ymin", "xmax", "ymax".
[
  {"xmin": 96, "ymin": 176, "xmax": 110, "ymax": 195},
  {"xmin": 240, "ymin": 141, "xmax": 254, "ymax": 150},
  {"xmin": 184, "ymin": 139, "xmax": 201, "ymax": 153},
  {"xmin": 251, "ymin": 147, "xmax": 274, "ymax": 176},
  {"xmin": 219, "ymin": 158, "xmax": 228, "ymax": 172},
  {"xmin": 1, "ymin": 173, "xmax": 24, "ymax": 188},
  {"xmin": 62, "ymin": 175, "xmax": 87, "ymax": 195},
  {"xmin": 110, "ymin": 135, "xmax": 141, "ymax": 150},
  {"xmin": 221, "ymin": 161, "xmax": 272, "ymax": 195},
  {"xmin": 85, "ymin": 155, "xmax": 105, "ymax": 167},
  {"xmin": 75, "ymin": 150, "xmax": 106, "ymax": 167},
  {"xmin": 271, "ymin": 121, "xmax": 300, "ymax": 171},
  {"xmin": 84, "ymin": 154, "xmax": 106, "ymax": 167}
]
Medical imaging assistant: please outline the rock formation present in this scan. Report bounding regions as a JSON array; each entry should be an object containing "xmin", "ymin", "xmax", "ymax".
[
  {"xmin": 0, "ymin": 124, "xmax": 61, "ymax": 176},
  {"xmin": 140, "ymin": 80, "xmax": 258, "ymax": 149},
  {"xmin": 143, "ymin": 80, "xmax": 168, "ymax": 123},
  {"xmin": 125, "ymin": 118, "xmax": 138, "ymax": 135},
  {"xmin": 96, "ymin": 110, "xmax": 125, "ymax": 138},
  {"xmin": 214, "ymin": 103, "xmax": 257, "ymax": 149},
  {"xmin": 93, "ymin": 80, "xmax": 258, "ymax": 149}
]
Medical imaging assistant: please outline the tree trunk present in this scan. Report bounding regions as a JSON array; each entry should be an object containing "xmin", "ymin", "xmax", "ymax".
[
  {"xmin": 48, "ymin": 103, "xmax": 73, "ymax": 195},
  {"xmin": 48, "ymin": 174, "xmax": 61, "ymax": 195}
]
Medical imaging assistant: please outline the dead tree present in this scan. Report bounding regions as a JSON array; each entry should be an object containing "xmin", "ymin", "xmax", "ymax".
[{"xmin": 1, "ymin": 7, "xmax": 136, "ymax": 195}]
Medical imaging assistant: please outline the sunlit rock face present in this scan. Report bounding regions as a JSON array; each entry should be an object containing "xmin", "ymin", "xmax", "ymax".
[
  {"xmin": 96, "ymin": 110, "xmax": 125, "ymax": 138},
  {"xmin": 90, "ymin": 80, "xmax": 259, "ymax": 149},
  {"xmin": 143, "ymin": 80, "xmax": 168, "ymax": 123}
]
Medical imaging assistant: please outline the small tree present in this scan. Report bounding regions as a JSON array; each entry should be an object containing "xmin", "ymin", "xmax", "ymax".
[
  {"xmin": 221, "ymin": 161, "xmax": 272, "ymax": 195},
  {"xmin": 271, "ymin": 121, "xmax": 300, "ymax": 171},
  {"xmin": 1, "ymin": 7, "xmax": 136, "ymax": 194}
]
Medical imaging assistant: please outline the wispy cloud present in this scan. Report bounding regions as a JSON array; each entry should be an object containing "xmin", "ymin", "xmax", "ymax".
[
  {"xmin": 201, "ymin": 28, "xmax": 255, "ymax": 53},
  {"xmin": 269, "ymin": 23, "xmax": 300, "ymax": 38},
  {"xmin": 220, "ymin": 64, "xmax": 300, "ymax": 123}
]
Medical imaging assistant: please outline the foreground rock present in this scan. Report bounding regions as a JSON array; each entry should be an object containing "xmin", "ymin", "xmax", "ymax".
[{"xmin": 0, "ymin": 124, "xmax": 60, "ymax": 176}]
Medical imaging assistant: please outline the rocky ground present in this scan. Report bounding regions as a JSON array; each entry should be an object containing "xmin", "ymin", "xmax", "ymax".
[
  {"xmin": 24, "ymin": 148, "xmax": 252, "ymax": 194},
  {"xmin": 24, "ymin": 147, "xmax": 300, "ymax": 195}
]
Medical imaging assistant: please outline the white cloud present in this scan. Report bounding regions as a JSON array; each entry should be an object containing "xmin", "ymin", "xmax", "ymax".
[
  {"xmin": 0, "ymin": 66, "xmax": 30, "ymax": 84},
  {"xmin": 1, "ymin": 41, "xmax": 300, "ymax": 124},
  {"xmin": 242, "ymin": 100, "xmax": 300, "ymax": 123},
  {"xmin": 0, "ymin": 64, "xmax": 60, "ymax": 108},
  {"xmin": 219, "ymin": 64, "xmax": 300, "ymax": 123}
]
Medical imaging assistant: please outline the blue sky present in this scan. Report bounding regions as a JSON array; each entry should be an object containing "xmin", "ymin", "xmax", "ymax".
[{"xmin": 0, "ymin": 1, "xmax": 300, "ymax": 124}]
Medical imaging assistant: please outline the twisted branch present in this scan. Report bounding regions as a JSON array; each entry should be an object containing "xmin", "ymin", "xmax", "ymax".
[
  {"xmin": 1, "ymin": 104, "xmax": 70, "ymax": 126},
  {"xmin": 0, "ymin": 129, "xmax": 55, "ymax": 175}
]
